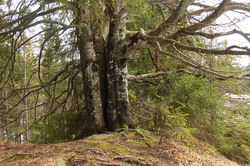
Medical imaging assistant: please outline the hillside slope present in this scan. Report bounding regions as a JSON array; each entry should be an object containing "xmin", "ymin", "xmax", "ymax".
[{"xmin": 0, "ymin": 130, "xmax": 240, "ymax": 166}]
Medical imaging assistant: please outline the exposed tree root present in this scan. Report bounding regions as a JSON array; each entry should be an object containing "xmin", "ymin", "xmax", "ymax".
[{"xmin": 113, "ymin": 156, "xmax": 153, "ymax": 166}]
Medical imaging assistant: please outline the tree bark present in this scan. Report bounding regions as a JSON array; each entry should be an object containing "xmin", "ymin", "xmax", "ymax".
[
  {"xmin": 116, "ymin": 58, "xmax": 132, "ymax": 128},
  {"xmin": 75, "ymin": 1, "xmax": 132, "ymax": 136},
  {"xmin": 76, "ymin": 5, "xmax": 106, "ymax": 135}
]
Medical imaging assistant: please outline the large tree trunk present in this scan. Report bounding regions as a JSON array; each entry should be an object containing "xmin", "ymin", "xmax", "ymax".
[
  {"xmin": 75, "ymin": 1, "xmax": 132, "ymax": 135},
  {"xmin": 76, "ymin": 5, "xmax": 106, "ymax": 135},
  {"xmin": 105, "ymin": 55, "xmax": 132, "ymax": 130},
  {"xmin": 104, "ymin": 0, "xmax": 133, "ymax": 131},
  {"xmin": 116, "ymin": 58, "xmax": 132, "ymax": 128}
]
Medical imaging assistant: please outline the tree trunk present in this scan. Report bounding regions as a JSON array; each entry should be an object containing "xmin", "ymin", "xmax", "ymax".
[
  {"xmin": 78, "ymin": 29, "xmax": 106, "ymax": 135},
  {"xmin": 116, "ymin": 58, "xmax": 132, "ymax": 128},
  {"xmin": 105, "ymin": 56, "xmax": 132, "ymax": 130},
  {"xmin": 75, "ymin": 1, "xmax": 132, "ymax": 136}
]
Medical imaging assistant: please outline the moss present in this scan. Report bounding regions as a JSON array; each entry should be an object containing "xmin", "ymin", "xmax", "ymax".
[
  {"xmin": 0, "ymin": 154, "xmax": 30, "ymax": 163},
  {"xmin": 84, "ymin": 140, "xmax": 130, "ymax": 154},
  {"xmin": 86, "ymin": 161, "xmax": 99, "ymax": 166},
  {"xmin": 73, "ymin": 145, "xmax": 85, "ymax": 151},
  {"xmin": 86, "ymin": 134, "xmax": 115, "ymax": 141},
  {"xmin": 135, "ymin": 129, "xmax": 158, "ymax": 148},
  {"xmin": 127, "ymin": 138, "xmax": 145, "ymax": 145},
  {"xmin": 50, "ymin": 159, "xmax": 66, "ymax": 166},
  {"xmin": 0, "ymin": 158, "xmax": 10, "ymax": 163},
  {"xmin": 240, "ymin": 145, "xmax": 250, "ymax": 162}
]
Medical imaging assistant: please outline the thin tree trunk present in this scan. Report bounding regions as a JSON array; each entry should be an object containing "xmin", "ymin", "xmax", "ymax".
[{"xmin": 23, "ymin": 43, "xmax": 29, "ymax": 144}]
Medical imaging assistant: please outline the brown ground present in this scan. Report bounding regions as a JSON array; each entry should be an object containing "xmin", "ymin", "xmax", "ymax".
[{"xmin": 0, "ymin": 129, "xmax": 240, "ymax": 166}]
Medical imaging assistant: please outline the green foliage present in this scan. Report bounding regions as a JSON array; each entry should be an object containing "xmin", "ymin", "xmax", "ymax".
[
  {"xmin": 129, "ymin": 71, "xmax": 250, "ymax": 163},
  {"xmin": 31, "ymin": 109, "xmax": 86, "ymax": 144},
  {"xmin": 241, "ymin": 145, "xmax": 250, "ymax": 162},
  {"xmin": 218, "ymin": 105, "xmax": 250, "ymax": 163},
  {"xmin": 145, "ymin": 102, "xmax": 188, "ymax": 129},
  {"xmin": 130, "ymin": 73, "xmax": 223, "ymax": 140},
  {"xmin": 127, "ymin": 0, "xmax": 162, "ymax": 31},
  {"xmin": 128, "ymin": 49, "xmax": 155, "ymax": 75},
  {"xmin": 168, "ymin": 74, "xmax": 221, "ymax": 113}
]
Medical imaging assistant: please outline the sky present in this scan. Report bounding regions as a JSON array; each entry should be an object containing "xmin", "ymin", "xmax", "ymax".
[
  {"xmin": 217, "ymin": 0, "xmax": 250, "ymax": 67},
  {"xmin": 224, "ymin": 18, "xmax": 250, "ymax": 67},
  {"xmin": 189, "ymin": 0, "xmax": 250, "ymax": 67}
]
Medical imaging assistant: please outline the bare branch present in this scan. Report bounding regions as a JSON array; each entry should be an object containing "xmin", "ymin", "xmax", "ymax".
[
  {"xmin": 141, "ymin": 34, "xmax": 250, "ymax": 56},
  {"xmin": 127, "ymin": 71, "xmax": 169, "ymax": 82},
  {"xmin": 0, "ymin": 20, "xmax": 72, "ymax": 37},
  {"xmin": 182, "ymin": 0, "xmax": 231, "ymax": 32},
  {"xmin": 149, "ymin": 0, "xmax": 194, "ymax": 36},
  {"xmin": 228, "ymin": 2, "xmax": 250, "ymax": 12},
  {"xmin": 148, "ymin": 48, "xmax": 161, "ymax": 71},
  {"xmin": 2, "ymin": 4, "xmax": 66, "ymax": 29},
  {"xmin": 182, "ymin": 29, "xmax": 250, "ymax": 43},
  {"xmin": 155, "ymin": 42, "xmax": 250, "ymax": 80}
]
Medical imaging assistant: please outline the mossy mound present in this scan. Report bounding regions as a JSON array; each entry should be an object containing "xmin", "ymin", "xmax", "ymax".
[{"xmin": 0, "ymin": 130, "xmax": 241, "ymax": 166}]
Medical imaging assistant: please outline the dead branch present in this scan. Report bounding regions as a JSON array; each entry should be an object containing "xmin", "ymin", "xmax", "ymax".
[
  {"xmin": 141, "ymin": 34, "xmax": 250, "ymax": 56},
  {"xmin": 155, "ymin": 42, "xmax": 250, "ymax": 80},
  {"xmin": 127, "ymin": 72, "xmax": 168, "ymax": 82},
  {"xmin": 149, "ymin": 0, "xmax": 194, "ymax": 36}
]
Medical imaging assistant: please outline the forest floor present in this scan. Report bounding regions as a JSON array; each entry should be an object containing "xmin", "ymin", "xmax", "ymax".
[{"xmin": 0, "ymin": 129, "xmax": 240, "ymax": 166}]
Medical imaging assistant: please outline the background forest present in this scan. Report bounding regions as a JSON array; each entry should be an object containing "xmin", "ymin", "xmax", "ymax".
[{"xmin": 0, "ymin": 0, "xmax": 250, "ymax": 164}]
